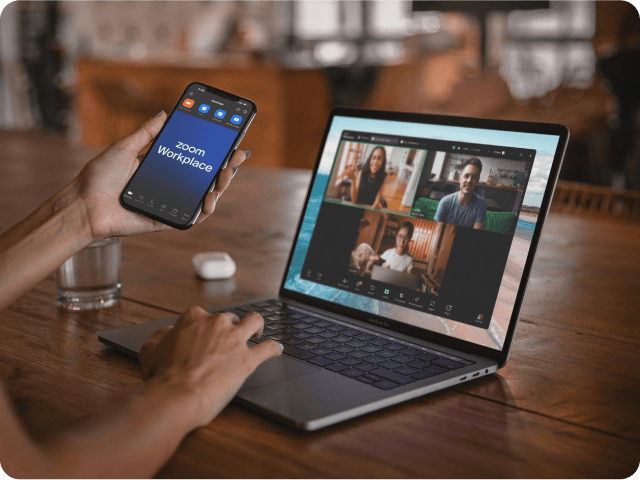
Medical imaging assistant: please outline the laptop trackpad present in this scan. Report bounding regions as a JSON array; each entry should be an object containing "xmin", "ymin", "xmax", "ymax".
[{"xmin": 239, "ymin": 355, "xmax": 319, "ymax": 393}]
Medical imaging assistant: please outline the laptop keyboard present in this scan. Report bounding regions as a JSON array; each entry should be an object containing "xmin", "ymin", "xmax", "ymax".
[{"xmin": 233, "ymin": 300, "xmax": 475, "ymax": 391}]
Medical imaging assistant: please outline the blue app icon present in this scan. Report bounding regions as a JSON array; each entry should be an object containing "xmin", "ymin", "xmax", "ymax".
[
  {"xmin": 198, "ymin": 104, "xmax": 210, "ymax": 113},
  {"xmin": 231, "ymin": 115, "xmax": 242, "ymax": 125},
  {"xmin": 214, "ymin": 109, "xmax": 226, "ymax": 119}
]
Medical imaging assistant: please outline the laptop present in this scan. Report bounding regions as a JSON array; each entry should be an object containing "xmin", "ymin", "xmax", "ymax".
[{"xmin": 99, "ymin": 107, "xmax": 569, "ymax": 431}]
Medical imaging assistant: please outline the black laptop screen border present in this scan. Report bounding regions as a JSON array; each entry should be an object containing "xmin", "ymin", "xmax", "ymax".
[{"xmin": 279, "ymin": 107, "xmax": 569, "ymax": 368}]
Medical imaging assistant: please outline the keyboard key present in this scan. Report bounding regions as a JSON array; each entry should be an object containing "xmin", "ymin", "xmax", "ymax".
[
  {"xmin": 319, "ymin": 340, "xmax": 341, "ymax": 348},
  {"xmin": 268, "ymin": 333, "xmax": 290, "ymax": 341},
  {"xmin": 281, "ymin": 327, "xmax": 300, "ymax": 334},
  {"xmin": 411, "ymin": 365, "xmax": 448, "ymax": 379},
  {"xmin": 309, "ymin": 347, "xmax": 332, "ymax": 355},
  {"xmin": 332, "ymin": 336, "xmax": 353, "ymax": 343},
  {"xmin": 281, "ymin": 344, "xmax": 317, "ymax": 360},
  {"xmin": 305, "ymin": 326, "xmax": 326, "ymax": 334},
  {"xmin": 305, "ymin": 336, "xmax": 326, "ymax": 344},
  {"xmin": 346, "ymin": 340, "xmax": 368, "ymax": 348},
  {"xmin": 353, "ymin": 333, "xmax": 376, "ymax": 341},
  {"xmin": 339, "ymin": 368, "xmax": 364, "ymax": 378},
  {"xmin": 294, "ymin": 322, "xmax": 313, "ymax": 330},
  {"xmin": 327, "ymin": 325, "xmax": 348, "ymax": 332},
  {"xmin": 263, "ymin": 306, "xmax": 280, "ymax": 312},
  {"xmin": 372, "ymin": 379, "xmax": 400, "ymax": 390},
  {"xmin": 326, "ymin": 363, "xmax": 350, "ymax": 373},
  {"xmin": 276, "ymin": 318, "xmax": 294, "ymax": 325},
  {"xmin": 338, "ymin": 357, "xmax": 362, "ymax": 366},
  {"xmin": 398, "ymin": 347, "xmax": 421, "ymax": 356},
  {"xmin": 430, "ymin": 358, "xmax": 465, "ymax": 370},
  {"xmin": 341, "ymin": 329, "xmax": 361, "ymax": 337},
  {"xmin": 282, "ymin": 337, "xmax": 304, "ymax": 346},
  {"xmin": 235, "ymin": 306, "xmax": 255, "ymax": 313},
  {"xmin": 291, "ymin": 331, "xmax": 313, "ymax": 339},
  {"xmin": 363, "ymin": 373, "xmax": 382, "ymax": 382},
  {"xmin": 269, "ymin": 301, "xmax": 285, "ymax": 307},
  {"xmin": 298, "ymin": 343, "xmax": 319, "ymax": 350},
  {"xmin": 323, "ymin": 352, "xmax": 348, "ymax": 361},
  {"xmin": 251, "ymin": 301, "xmax": 272, "ymax": 308},
  {"xmin": 333, "ymin": 345, "xmax": 356, "ymax": 354},
  {"xmin": 307, "ymin": 357, "xmax": 335, "ymax": 367},
  {"xmin": 314, "ymin": 320, "xmax": 334, "ymax": 328},
  {"xmin": 370, "ymin": 367, "xmax": 416, "ymax": 385},
  {"xmin": 376, "ymin": 350, "xmax": 397, "ymax": 358},
  {"xmin": 355, "ymin": 375, "xmax": 376, "ymax": 384},
  {"xmin": 368, "ymin": 338, "xmax": 391, "ymax": 346},
  {"xmin": 269, "ymin": 323, "xmax": 288, "ymax": 330},
  {"xmin": 347, "ymin": 350, "xmax": 372, "ymax": 359},
  {"xmin": 361, "ymin": 345, "xmax": 383, "ymax": 353},
  {"xmin": 303, "ymin": 316, "xmax": 324, "ymax": 324},
  {"xmin": 318, "ymin": 331, "xmax": 338, "ymax": 338},
  {"xmin": 289, "ymin": 312, "xmax": 309, "ymax": 319},
  {"xmin": 390, "ymin": 354, "xmax": 413, "ymax": 364},
  {"xmin": 365, "ymin": 355, "xmax": 386, "ymax": 364},
  {"xmin": 230, "ymin": 308, "xmax": 248, "ymax": 317},
  {"xmin": 394, "ymin": 365, "xmax": 420, "ymax": 375},
  {"xmin": 377, "ymin": 360, "xmax": 403, "ymax": 370},
  {"xmin": 384, "ymin": 343, "xmax": 406, "ymax": 351},
  {"xmin": 406, "ymin": 359, "xmax": 431, "ymax": 369},
  {"xmin": 266, "ymin": 314, "xmax": 287, "ymax": 321},
  {"xmin": 414, "ymin": 352, "xmax": 439, "ymax": 362},
  {"xmin": 354, "ymin": 362, "xmax": 377, "ymax": 372}
]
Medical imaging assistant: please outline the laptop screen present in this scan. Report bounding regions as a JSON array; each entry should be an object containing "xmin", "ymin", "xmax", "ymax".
[{"xmin": 284, "ymin": 115, "xmax": 561, "ymax": 351}]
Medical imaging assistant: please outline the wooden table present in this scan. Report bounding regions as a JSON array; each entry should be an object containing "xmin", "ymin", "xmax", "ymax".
[{"xmin": 0, "ymin": 131, "xmax": 638, "ymax": 478}]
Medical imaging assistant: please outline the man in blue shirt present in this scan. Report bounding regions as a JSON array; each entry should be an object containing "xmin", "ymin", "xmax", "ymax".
[{"xmin": 434, "ymin": 157, "xmax": 486, "ymax": 229}]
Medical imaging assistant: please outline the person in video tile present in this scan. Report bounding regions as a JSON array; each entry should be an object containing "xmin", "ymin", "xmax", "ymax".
[
  {"xmin": 344, "ymin": 146, "xmax": 387, "ymax": 209},
  {"xmin": 434, "ymin": 157, "xmax": 487, "ymax": 229},
  {"xmin": 368, "ymin": 221, "xmax": 415, "ymax": 273}
]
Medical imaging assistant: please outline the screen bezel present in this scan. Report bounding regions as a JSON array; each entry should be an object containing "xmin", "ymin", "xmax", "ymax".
[
  {"xmin": 279, "ymin": 107, "xmax": 569, "ymax": 368},
  {"xmin": 120, "ymin": 82, "xmax": 257, "ymax": 230}
]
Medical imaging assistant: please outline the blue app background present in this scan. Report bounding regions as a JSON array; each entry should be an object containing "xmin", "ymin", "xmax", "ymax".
[{"xmin": 127, "ymin": 110, "xmax": 238, "ymax": 220}]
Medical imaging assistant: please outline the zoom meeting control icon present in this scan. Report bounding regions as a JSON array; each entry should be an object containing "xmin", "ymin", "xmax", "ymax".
[{"xmin": 182, "ymin": 99, "xmax": 194, "ymax": 108}]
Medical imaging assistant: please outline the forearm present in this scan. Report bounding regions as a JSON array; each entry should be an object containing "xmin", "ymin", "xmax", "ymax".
[
  {"xmin": 0, "ymin": 179, "xmax": 93, "ymax": 311},
  {"xmin": 38, "ymin": 378, "xmax": 199, "ymax": 478}
]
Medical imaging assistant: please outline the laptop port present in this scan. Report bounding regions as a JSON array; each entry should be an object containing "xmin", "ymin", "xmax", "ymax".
[
  {"xmin": 472, "ymin": 372, "xmax": 480, "ymax": 377},
  {"xmin": 459, "ymin": 376, "xmax": 467, "ymax": 381}
]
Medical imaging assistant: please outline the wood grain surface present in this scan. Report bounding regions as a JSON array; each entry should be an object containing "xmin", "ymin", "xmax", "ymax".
[{"xmin": 0, "ymin": 131, "xmax": 638, "ymax": 477}]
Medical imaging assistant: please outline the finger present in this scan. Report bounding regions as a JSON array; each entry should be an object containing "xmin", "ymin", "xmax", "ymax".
[
  {"xmin": 115, "ymin": 111, "xmax": 167, "ymax": 156},
  {"xmin": 195, "ymin": 190, "xmax": 220, "ymax": 224},
  {"xmin": 248, "ymin": 339, "xmax": 283, "ymax": 370},
  {"xmin": 176, "ymin": 305, "xmax": 208, "ymax": 327},
  {"xmin": 220, "ymin": 311, "xmax": 240, "ymax": 325},
  {"xmin": 213, "ymin": 151, "xmax": 248, "ymax": 196},
  {"xmin": 139, "ymin": 326, "xmax": 172, "ymax": 360},
  {"xmin": 236, "ymin": 311, "xmax": 264, "ymax": 339}
]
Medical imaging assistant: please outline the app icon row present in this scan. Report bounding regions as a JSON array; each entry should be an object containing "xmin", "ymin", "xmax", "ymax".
[{"xmin": 182, "ymin": 99, "xmax": 242, "ymax": 124}]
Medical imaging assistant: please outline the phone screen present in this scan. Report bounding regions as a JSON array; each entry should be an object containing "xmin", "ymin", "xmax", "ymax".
[{"xmin": 121, "ymin": 84, "xmax": 255, "ymax": 227}]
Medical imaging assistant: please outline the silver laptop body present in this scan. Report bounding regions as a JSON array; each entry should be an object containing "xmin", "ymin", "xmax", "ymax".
[{"xmin": 100, "ymin": 108, "xmax": 568, "ymax": 430}]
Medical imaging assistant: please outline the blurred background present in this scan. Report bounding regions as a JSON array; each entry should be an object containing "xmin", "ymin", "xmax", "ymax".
[{"xmin": 1, "ymin": 1, "xmax": 639, "ymax": 189}]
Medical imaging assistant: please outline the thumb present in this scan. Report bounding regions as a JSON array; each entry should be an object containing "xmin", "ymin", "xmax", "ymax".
[
  {"xmin": 115, "ymin": 111, "xmax": 167, "ymax": 156},
  {"xmin": 248, "ymin": 340, "xmax": 283, "ymax": 370}
]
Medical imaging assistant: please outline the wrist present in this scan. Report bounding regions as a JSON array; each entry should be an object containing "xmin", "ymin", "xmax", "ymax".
[
  {"xmin": 140, "ymin": 374, "xmax": 203, "ymax": 434},
  {"xmin": 56, "ymin": 179, "xmax": 98, "ymax": 246}
]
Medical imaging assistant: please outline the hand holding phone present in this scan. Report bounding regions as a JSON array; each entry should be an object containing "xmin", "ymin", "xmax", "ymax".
[{"xmin": 120, "ymin": 83, "xmax": 256, "ymax": 229}]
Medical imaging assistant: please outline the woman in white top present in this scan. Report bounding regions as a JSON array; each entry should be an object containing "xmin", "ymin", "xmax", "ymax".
[{"xmin": 367, "ymin": 221, "xmax": 415, "ymax": 274}]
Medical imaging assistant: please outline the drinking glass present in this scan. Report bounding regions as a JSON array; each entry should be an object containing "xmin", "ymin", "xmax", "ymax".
[{"xmin": 55, "ymin": 237, "xmax": 122, "ymax": 310}]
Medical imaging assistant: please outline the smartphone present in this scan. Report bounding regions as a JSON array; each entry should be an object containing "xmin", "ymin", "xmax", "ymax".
[{"xmin": 120, "ymin": 82, "xmax": 256, "ymax": 229}]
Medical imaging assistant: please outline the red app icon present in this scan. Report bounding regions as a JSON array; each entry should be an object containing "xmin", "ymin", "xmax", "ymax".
[{"xmin": 182, "ymin": 99, "xmax": 194, "ymax": 108}]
